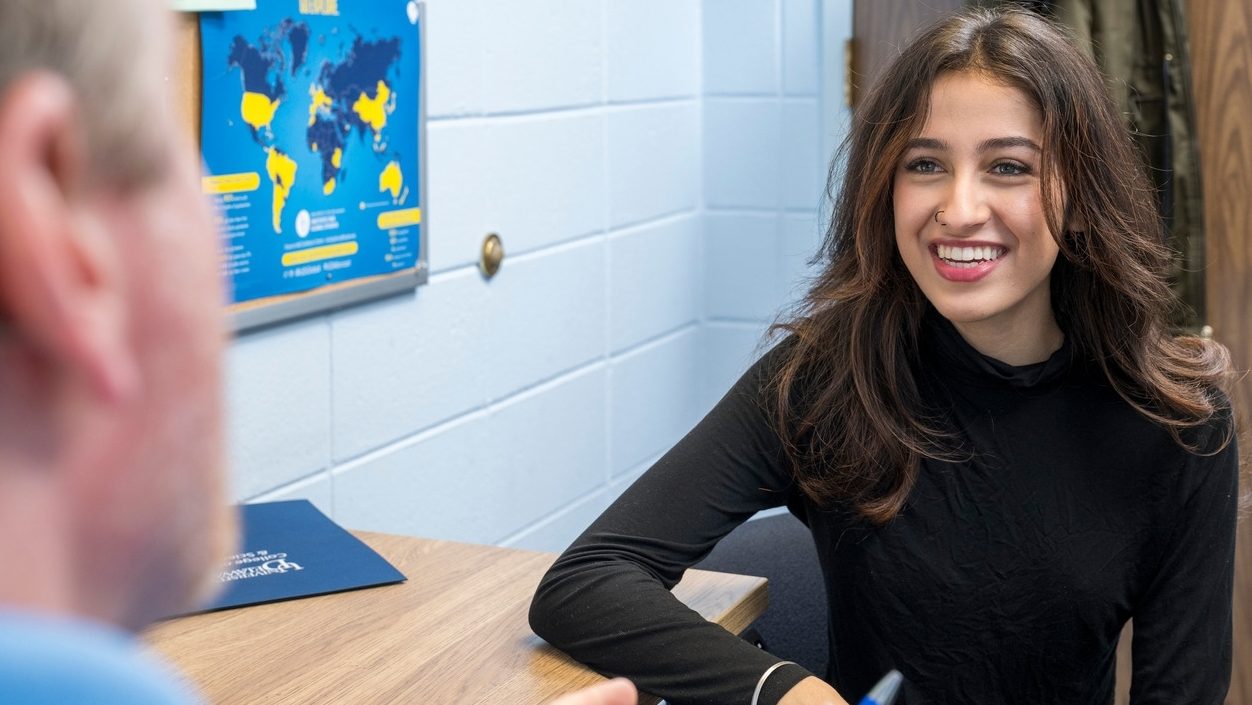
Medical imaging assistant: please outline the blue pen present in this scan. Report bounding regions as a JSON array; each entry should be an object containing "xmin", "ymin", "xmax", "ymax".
[{"xmin": 856, "ymin": 669, "xmax": 903, "ymax": 705}]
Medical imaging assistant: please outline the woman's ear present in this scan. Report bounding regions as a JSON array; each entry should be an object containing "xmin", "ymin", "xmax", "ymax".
[
  {"xmin": 0, "ymin": 72, "xmax": 138, "ymax": 404},
  {"xmin": 1064, "ymin": 202, "xmax": 1086, "ymax": 233}
]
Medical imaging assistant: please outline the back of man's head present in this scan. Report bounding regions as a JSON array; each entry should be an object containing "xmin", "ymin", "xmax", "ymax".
[
  {"xmin": 0, "ymin": 0, "xmax": 232, "ymax": 632},
  {"xmin": 0, "ymin": 0, "xmax": 170, "ymax": 188}
]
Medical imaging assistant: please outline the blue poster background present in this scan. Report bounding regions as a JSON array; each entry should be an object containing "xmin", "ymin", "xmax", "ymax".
[{"xmin": 200, "ymin": 1, "xmax": 422, "ymax": 304}]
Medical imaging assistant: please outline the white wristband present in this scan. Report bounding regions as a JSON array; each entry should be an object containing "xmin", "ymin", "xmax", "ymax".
[{"xmin": 751, "ymin": 660, "xmax": 798, "ymax": 705}]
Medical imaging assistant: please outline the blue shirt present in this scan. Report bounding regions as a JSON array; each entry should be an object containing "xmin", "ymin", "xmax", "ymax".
[{"xmin": 0, "ymin": 611, "xmax": 202, "ymax": 704}]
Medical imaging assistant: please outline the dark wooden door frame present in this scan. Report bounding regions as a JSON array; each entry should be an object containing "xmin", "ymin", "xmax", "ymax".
[{"xmin": 1188, "ymin": 1, "xmax": 1252, "ymax": 703}]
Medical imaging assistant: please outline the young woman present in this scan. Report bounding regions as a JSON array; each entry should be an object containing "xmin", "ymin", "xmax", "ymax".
[{"xmin": 529, "ymin": 8, "xmax": 1239, "ymax": 705}]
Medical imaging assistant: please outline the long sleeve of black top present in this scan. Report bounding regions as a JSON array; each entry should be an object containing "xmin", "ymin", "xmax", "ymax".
[
  {"xmin": 529, "ymin": 345, "xmax": 812, "ymax": 705},
  {"xmin": 529, "ymin": 317, "xmax": 1239, "ymax": 705}
]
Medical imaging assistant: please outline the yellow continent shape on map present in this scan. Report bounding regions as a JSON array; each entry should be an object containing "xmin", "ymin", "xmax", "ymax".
[
  {"xmin": 265, "ymin": 147, "xmax": 298, "ymax": 233},
  {"xmin": 352, "ymin": 80, "xmax": 392, "ymax": 135},
  {"xmin": 308, "ymin": 86, "xmax": 333, "ymax": 127},
  {"xmin": 317, "ymin": 149, "xmax": 344, "ymax": 195},
  {"xmin": 379, "ymin": 161, "xmax": 403, "ymax": 199},
  {"xmin": 241, "ymin": 91, "xmax": 281, "ymax": 132}
]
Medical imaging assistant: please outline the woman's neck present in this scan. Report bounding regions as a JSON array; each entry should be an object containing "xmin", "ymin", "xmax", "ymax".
[{"xmin": 949, "ymin": 308, "xmax": 1065, "ymax": 366}]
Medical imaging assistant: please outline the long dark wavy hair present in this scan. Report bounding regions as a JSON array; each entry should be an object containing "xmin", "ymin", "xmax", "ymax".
[{"xmin": 769, "ymin": 7, "xmax": 1233, "ymax": 524}]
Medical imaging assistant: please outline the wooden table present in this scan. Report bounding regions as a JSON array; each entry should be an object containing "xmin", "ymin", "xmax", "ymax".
[{"xmin": 145, "ymin": 532, "xmax": 767, "ymax": 705}]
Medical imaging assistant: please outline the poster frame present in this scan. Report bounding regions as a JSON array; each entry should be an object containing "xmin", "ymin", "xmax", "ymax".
[{"xmin": 200, "ymin": 1, "xmax": 428, "ymax": 334}]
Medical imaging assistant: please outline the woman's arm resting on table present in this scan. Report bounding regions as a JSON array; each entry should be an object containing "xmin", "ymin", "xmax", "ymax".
[
  {"xmin": 529, "ymin": 342, "xmax": 817, "ymax": 705},
  {"xmin": 778, "ymin": 676, "xmax": 851, "ymax": 705}
]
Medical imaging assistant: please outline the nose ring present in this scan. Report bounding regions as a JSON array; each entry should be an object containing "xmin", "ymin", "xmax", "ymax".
[{"xmin": 935, "ymin": 210, "xmax": 947, "ymax": 226}]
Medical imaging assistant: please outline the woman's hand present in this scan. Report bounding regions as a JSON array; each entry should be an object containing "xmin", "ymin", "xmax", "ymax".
[{"xmin": 778, "ymin": 676, "xmax": 851, "ymax": 705}]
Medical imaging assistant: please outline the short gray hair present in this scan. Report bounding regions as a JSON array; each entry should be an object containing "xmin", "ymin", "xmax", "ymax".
[{"xmin": 0, "ymin": 0, "xmax": 170, "ymax": 187}]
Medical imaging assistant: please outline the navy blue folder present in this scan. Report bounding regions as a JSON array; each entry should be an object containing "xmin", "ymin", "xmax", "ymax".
[{"xmin": 194, "ymin": 499, "xmax": 406, "ymax": 613}]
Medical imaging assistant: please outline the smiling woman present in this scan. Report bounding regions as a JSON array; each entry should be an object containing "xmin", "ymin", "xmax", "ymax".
[
  {"xmin": 771, "ymin": 6, "xmax": 1233, "ymax": 525},
  {"xmin": 892, "ymin": 72, "xmax": 1062, "ymax": 365},
  {"xmin": 529, "ymin": 7, "xmax": 1240, "ymax": 705}
]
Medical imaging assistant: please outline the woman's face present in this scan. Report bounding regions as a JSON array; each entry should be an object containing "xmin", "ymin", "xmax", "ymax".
[{"xmin": 893, "ymin": 71, "xmax": 1061, "ymax": 343}]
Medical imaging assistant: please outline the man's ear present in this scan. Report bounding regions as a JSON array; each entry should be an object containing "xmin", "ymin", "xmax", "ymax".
[{"xmin": 0, "ymin": 72, "xmax": 137, "ymax": 404}]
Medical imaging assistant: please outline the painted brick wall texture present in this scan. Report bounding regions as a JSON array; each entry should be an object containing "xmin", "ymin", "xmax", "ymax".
[{"xmin": 227, "ymin": 0, "xmax": 849, "ymax": 552}]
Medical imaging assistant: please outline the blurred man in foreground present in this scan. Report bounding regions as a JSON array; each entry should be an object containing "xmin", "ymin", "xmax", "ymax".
[
  {"xmin": 0, "ymin": 0, "xmax": 231, "ymax": 701},
  {"xmin": 552, "ymin": 678, "xmax": 637, "ymax": 705},
  {"xmin": 0, "ymin": 1, "xmax": 634, "ymax": 703}
]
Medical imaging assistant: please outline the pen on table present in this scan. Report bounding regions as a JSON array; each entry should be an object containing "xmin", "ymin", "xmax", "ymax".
[{"xmin": 857, "ymin": 669, "xmax": 903, "ymax": 705}]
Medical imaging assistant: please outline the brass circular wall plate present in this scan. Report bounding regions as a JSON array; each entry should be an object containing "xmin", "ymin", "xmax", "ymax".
[{"xmin": 480, "ymin": 233, "xmax": 504, "ymax": 279}]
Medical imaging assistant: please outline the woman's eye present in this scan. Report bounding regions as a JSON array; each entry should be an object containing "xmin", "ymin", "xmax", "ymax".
[
  {"xmin": 906, "ymin": 159, "xmax": 941, "ymax": 174},
  {"xmin": 990, "ymin": 161, "xmax": 1031, "ymax": 176}
]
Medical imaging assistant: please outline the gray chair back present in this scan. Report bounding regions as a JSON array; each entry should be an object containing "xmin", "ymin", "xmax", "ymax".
[{"xmin": 694, "ymin": 512, "xmax": 828, "ymax": 677}]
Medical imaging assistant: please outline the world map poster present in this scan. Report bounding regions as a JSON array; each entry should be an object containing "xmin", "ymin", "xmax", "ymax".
[{"xmin": 200, "ymin": 0, "xmax": 422, "ymax": 305}]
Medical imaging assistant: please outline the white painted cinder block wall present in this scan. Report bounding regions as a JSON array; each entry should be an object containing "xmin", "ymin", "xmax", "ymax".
[{"xmin": 226, "ymin": 0, "xmax": 852, "ymax": 552}]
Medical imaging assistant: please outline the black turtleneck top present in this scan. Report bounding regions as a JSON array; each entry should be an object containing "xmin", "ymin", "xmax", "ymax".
[{"xmin": 529, "ymin": 316, "xmax": 1238, "ymax": 705}]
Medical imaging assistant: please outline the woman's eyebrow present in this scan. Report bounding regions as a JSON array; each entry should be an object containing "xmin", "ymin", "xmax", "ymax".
[
  {"xmin": 904, "ymin": 137, "xmax": 947, "ymax": 151},
  {"xmin": 903, "ymin": 136, "xmax": 1042, "ymax": 152},
  {"xmin": 978, "ymin": 136, "xmax": 1041, "ymax": 152}
]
